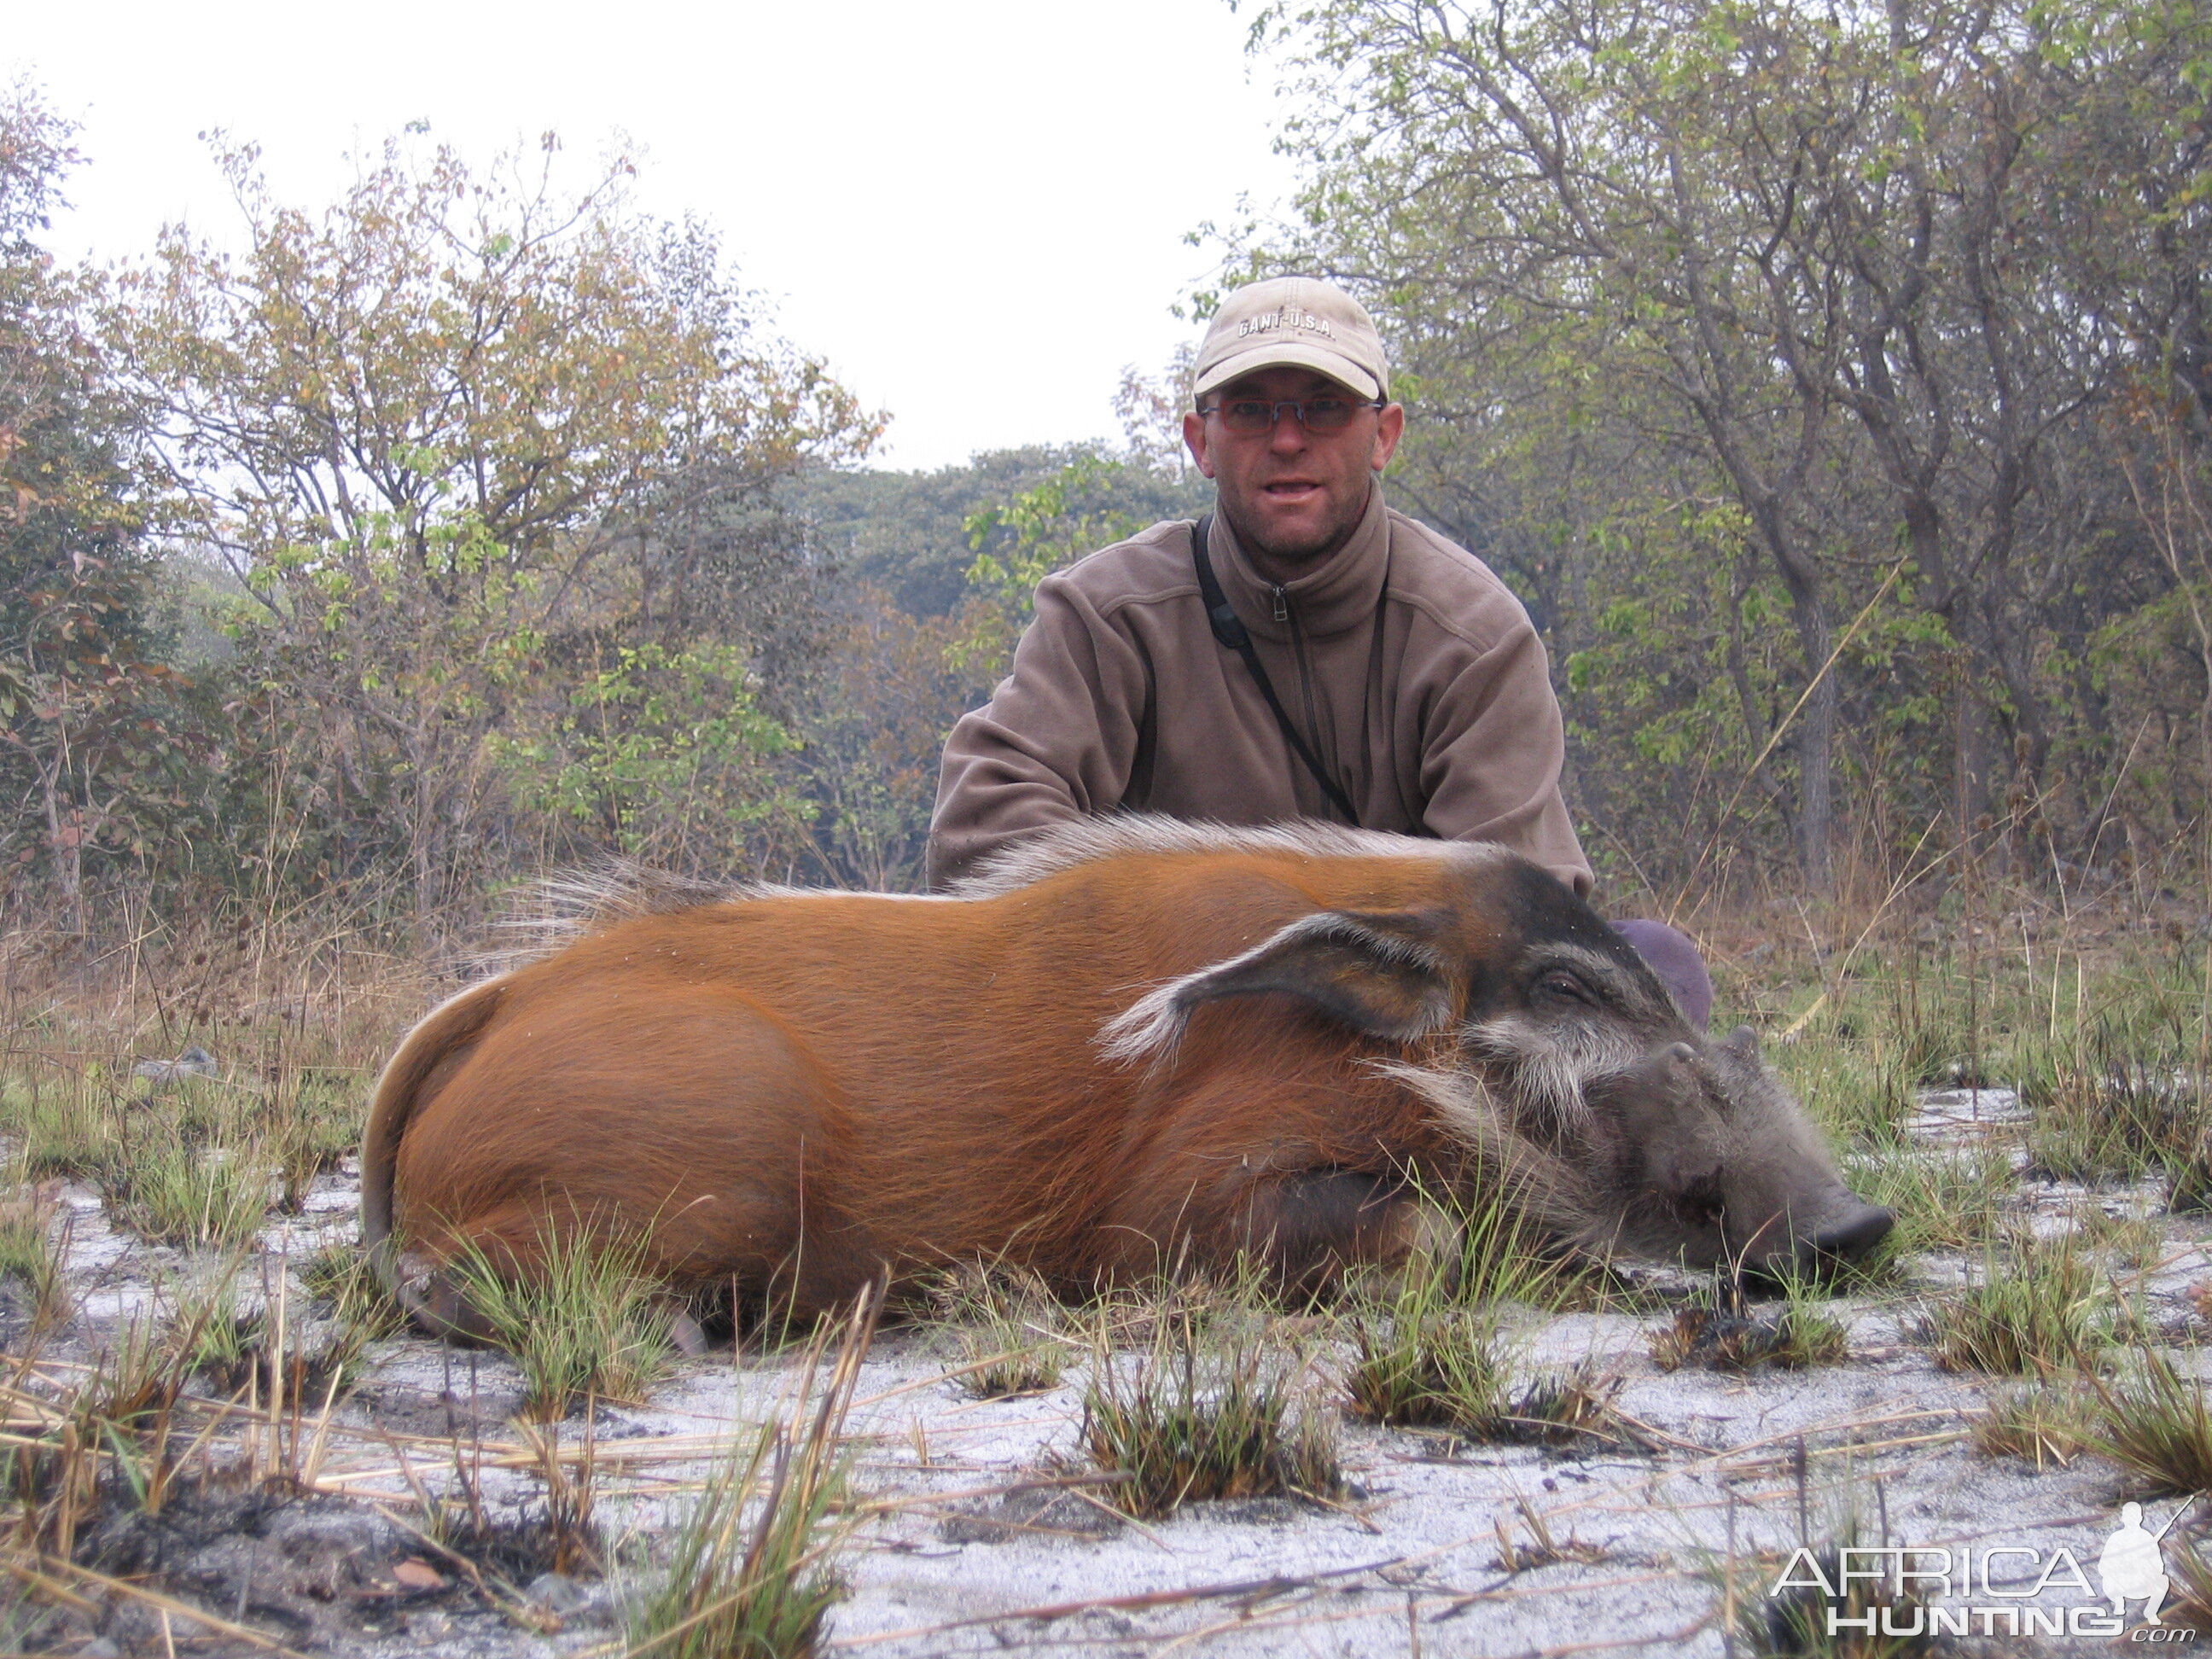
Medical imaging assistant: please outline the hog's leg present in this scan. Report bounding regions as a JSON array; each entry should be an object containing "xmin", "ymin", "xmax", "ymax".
[
  {"xmin": 388, "ymin": 981, "xmax": 884, "ymax": 1334},
  {"xmin": 1218, "ymin": 1170, "xmax": 1458, "ymax": 1295},
  {"xmin": 389, "ymin": 1196, "xmax": 874, "ymax": 1348},
  {"xmin": 386, "ymin": 1200, "xmax": 559, "ymax": 1346}
]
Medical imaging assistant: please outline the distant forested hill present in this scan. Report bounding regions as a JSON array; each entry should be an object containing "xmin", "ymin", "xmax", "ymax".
[{"xmin": 781, "ymin": 447, "xmax": 1211, "ymax": 620}]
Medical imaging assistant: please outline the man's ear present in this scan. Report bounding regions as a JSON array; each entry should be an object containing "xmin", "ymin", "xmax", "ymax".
[
  {"xmin": 1371, "ymin": 402, "xmax": 1406, "ymax": 472},
  {"xmin": 1098, "ymin": 909, "xmax": 1458, "ymax": 1062},
  {"xmin": 1184, "ymin": 409, "xmax": 1216, "ymax": 479}
]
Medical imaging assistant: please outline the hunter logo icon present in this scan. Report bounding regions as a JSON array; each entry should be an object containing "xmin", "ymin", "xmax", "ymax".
[
  {"xmin": 2101, "ymin": 1500, "xmax": 2189, "ymax": 1625},
  {"xmin": 1767, "ymin": 1493, "xmax": 2204, "ymax": 1639}
]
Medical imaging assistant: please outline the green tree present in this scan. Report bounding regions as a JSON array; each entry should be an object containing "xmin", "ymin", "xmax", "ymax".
[
  {"xmin": 952, "ymin": 451, "xmax": 1184, "ymax": 678},
  {"xmin": 773, "ymin": 437, "xmax": 1208, "ymax": 890},
  {"xmin": 1245, "ymin": 0, "xmax": 2212, "ymax": 891},
  {"xmin": 0, "ymin": 84, "xmax": 183, "ymax": 930},
  {"xmin": 118, "ymin": 131, "xmax": 878, "ymax": 919}
]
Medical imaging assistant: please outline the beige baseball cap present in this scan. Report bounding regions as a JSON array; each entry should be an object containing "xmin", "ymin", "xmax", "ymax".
[{"xmin": 1191, "ymin": 276, "xmax": 1390, "ymax": 405}]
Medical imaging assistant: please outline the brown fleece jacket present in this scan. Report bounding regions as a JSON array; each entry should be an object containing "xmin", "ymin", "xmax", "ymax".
[{"xmin": 926, "ymin": 486, "xmax": 1592, "ymax": 895}]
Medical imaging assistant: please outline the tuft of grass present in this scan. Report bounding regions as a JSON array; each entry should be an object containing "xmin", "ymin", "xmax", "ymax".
[
  {"xmin": 1341, "ymin": 1244, "xmax": 1517, "ymax": 1434},
  {"xmin": 78, "ymin": 1311, "xmax": 187, "ymax": 1433},
  {"xmin": 510, "ymin": 1417, "xmax": 604, "ymax": 1580},
  {"xmin": 1497, "ymin": 1363, "xmax": 1644, "ymax": 1452},
  {"xmin": 100, "ymin": 1139, "xmax": 272, "ymax": 1250},
  {"xmin": 620, "ymin": 1292, "xmax": 875, "ymax": 1659},
  {"xmin": 174, "ymin": 1265, "xmax": 256, "ymax": 1385},
  {"xmin": 1972, "ymin": 1384, "xmax": 2098, "ymax": 1469},
  {"xmin": 1487, "ymin": 1493, "xmax": 1610, "ymax": 1570},
  {"xmin": 183, "ymin": 1304, "xmax": 370, "ymax": 1410},
  {"xmin": 1, "ymin": 1302, "xmax": 197, "ymax": 1557},
  {"xmin": 269, "ymin": 1089, "xmax": 361, "ymax": 1214},
  {"xmin": 2086, "ymin": 1348, "xmax": 2212, "ymax": 1495},
  {"xmin": 1344, "ymin": 1299, "xmax": 1509, "ymax": 1434},
  {"xmin": 1436, "ymin": 1184, "xmax": 1598, "ymax": 1312},
  {"xmin": 2072, "ymin": 1205, "xmax": 2168, "ymax": 1272},
  {"xmin": 0, "ymin": 1178, "xmax": 71, "ymax": 1337},
  {"xmin": 627, "ymin": 1424, "xmax": 843, "ymax": 1656},
  {"xmin": 1747, "ymin": 1538, "xmax": 1935, "ymax": 1657},
  {"xmin": 1344, "ymin": 1255, "xmax": 1645, "ymax": 1448},
  {"xmin": 1842, "ymin": 1148, "xmax": 2011, "ymax": 1260},
  {"xmin": 7, "ymin": 1070, "xmax": 126, "ymax": 1183},
  {"xmin": 1918, "ymin": 1236, "xmax": 2110, "ymax": 1374},
  {"xmin": 1325, "ymin": 1176, "xmax": 1602, "ymax": 1313},
  {"xmin": 1651, "ymin": 1282, "xmax": 1848, "ymax": 1373},
  {"xmin": 300, "ymin": 1242, "xmax": 405, "ymax": 1351},
  {"xmin": 2165, "ymin": 1530, "xmax": 2212, "ymax": 1631},
  {"xmin": 1875, "ymin": 952, "xmax": 1993, "ymax": 1091},
  {"xmin": 1079, "ymin": 1251, "xmax": 1323, "ymax": 1356},
  {"xmin": 2021, "ymin": 1004, "xmax": 2209, "ymax": 1190},
  {"xmin": 927, "ymin": 1263, "xmax": 1067, "ymax": 1400},
  {"xmin": 445, "ymin": 1219, "xmax": 679, "ymax": 1420},
  {"xmin": 2168, "ymin": 1135, "xmax": 2212, "ymax": 1214},
  {"xmin": 1082, "ymin": 1302, "xmax": 1339, "ymax": 1518},
  {"xmin": 1778, "ymin": 1042, "xmax": 1910, "ymax": 1151}
]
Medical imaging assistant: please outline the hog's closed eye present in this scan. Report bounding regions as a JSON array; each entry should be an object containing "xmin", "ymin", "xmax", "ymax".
[{"xmin": 1537, "ymin": 969, "xmax": 1592, "ymax": 1003}]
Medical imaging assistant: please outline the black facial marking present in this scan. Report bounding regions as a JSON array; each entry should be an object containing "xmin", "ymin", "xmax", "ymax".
[{"xmin": 1497, "ymin": 861, "xmax": 1674, "ymax": 1011}]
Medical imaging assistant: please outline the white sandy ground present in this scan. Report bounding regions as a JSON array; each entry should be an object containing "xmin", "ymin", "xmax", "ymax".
[{"xmin": 29, "ymin": 1088, "xmax": 2212, "ymax": 1659}]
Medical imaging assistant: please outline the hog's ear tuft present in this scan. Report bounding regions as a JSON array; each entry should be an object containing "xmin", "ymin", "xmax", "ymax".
[{"xmin": 1097, "ymin": 910, "xmax": 1457, "ymax": 1063}]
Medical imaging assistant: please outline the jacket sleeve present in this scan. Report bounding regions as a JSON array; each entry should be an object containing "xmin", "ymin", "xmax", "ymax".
[
  {"xmin": 1419, "ymin": 618, "xmax": 1594, "ymax": 899},
  {"xmin": 926, "ymin": 572, "xmax": 1151, "ymax": 889}
]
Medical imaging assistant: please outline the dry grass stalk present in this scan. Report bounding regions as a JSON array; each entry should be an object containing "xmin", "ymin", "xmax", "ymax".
[{"xmin": 620, "ymin": 1284, "xmax": 879, "ymax": 1659}]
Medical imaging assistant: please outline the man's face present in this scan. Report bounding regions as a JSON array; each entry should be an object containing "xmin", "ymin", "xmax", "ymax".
[{"xmin": 1182, "ymin": 366, "xmax": 1405, "ymax": 574}]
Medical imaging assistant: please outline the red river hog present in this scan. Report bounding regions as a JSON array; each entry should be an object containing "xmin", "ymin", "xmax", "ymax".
[{"xmin": 360, "ymin": 818, "xmax": 1891, "ymax": 1334}]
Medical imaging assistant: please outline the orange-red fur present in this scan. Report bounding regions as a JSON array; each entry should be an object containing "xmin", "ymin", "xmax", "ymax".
[{"xmin": 362, "ymin": 835, "xmax": 1523, "ymax": 1320}]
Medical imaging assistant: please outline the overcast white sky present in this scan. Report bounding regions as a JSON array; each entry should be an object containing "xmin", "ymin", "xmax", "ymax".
[{"xmin": 5, "ymin": 0, "xmax": 1298, "ymax": 471}]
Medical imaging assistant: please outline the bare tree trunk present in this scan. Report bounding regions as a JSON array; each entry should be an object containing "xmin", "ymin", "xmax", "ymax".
[
  {"xmin": 1792, "ymin": 608, "xmax": 1837, "ymax": 894},
  {"xmin": 1954, "ymin": 669, "xmax": 1993, "ymax": 851},
  {"xmin": 38, "ymin": 762, "xmax": 83, "ymax": 938},
  {"xmin": 37, "ymin": 690, "xmax": 86, "ymax": 938}
]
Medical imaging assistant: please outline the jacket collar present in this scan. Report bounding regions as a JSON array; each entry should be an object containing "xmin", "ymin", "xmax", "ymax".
[{"xmin": 1210, "ymin": 484, "xmax": 1391, "ymax": 643}]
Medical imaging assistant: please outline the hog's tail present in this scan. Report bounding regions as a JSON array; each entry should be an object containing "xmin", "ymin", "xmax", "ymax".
[{"xmin": 359, "ymin": 976, "xmax": 508, "ymax": 1318}]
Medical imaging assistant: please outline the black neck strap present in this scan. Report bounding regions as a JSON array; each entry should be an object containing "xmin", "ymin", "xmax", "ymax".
[{"xmin": 1190, "ymin": 514, "xmax": 1359, "ymax": 824}]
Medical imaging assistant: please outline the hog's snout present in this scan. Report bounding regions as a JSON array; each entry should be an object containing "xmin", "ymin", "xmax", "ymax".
[
  {"xmin": 1742, "ymin": 1198, "xmax": 1895, "ymax": 1289},
  {"xmin": 1801, "ymin": 1202, "xmax": 1895, "ymax": 1266},
  {"xmin": 1590, "ymin": 1022, "xmax": 1899, "ymax": 1279}
]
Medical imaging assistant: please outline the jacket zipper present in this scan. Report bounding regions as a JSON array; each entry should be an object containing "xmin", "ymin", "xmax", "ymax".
[{"xmin": 1277, "ymin": 588, "xmax": 1341, "ymax": 817}]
